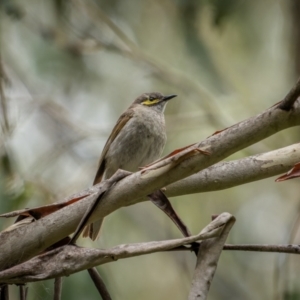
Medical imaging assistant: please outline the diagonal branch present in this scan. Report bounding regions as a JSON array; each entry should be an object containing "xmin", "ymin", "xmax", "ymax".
[
  {"xmin": 278, "ymin": 77, "xmax": 300, "ymax": 110},
  {"xmin": 0, "ymin": 213, "xmax": 229, "ymax": 284},
  {"xmin": 188, "ymin": 215, "xmax": 236, "ymax": 300},
  {"xmin": 87, "ymin": 268, "xmax": 112, "ymax": 300},
  {"xmin": 166, "ymin": 143, "xmax": 300, "ymax": 196}
]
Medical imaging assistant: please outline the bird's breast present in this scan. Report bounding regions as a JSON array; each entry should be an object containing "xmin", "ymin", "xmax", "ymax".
[{"xmin": 105, "ymin": 108, "xmax": 167, "ymax": 177}]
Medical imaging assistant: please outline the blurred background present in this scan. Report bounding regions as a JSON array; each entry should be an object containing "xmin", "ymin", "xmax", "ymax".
[{"xmin": 0, "ymin": 0, "xmax": 300, "ymax": 299}]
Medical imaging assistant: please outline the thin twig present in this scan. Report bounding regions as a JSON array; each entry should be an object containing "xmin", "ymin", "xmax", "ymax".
[
  {"xmin": 19, "ymin": 285, "xmax": 27, "ymax": 300},
  {"xmin": 0, "ymin": 285, "xmax": 9, "ymax": 300},
  {"xmin": 54, "ymin": 277, "xmax": 62, "ymax": 300},
  {"xmin": 0, "ymin": 56, "xmax": 10, "ymax": 134},
  {"xmin": 87, "ymin": 268, "xmax": 112, "ymax": 300},
  {"xmin": 223, "ymin": 244, "xmax": 300, "ymax": 254},
  {"xmin": 170, "ymin": 243, "xmax": 300, "ymax": 255},
  {"xmin": 280, "ymin": 203, "xmax": 300, "ymax": 299},
  {"xmin": 278, "ymin": 77, "xmax": 300, "ymax": 110}
]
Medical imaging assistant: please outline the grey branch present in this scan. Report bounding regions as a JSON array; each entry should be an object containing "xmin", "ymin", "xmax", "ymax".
[
  {"xmin": 54, "ymin": 277, "xmax": 62, "ymax": 300},
  {"xmin": 223, "ymin": 244, "xmax": 300, "ymax": 253},
  {"xmin": 166, "ymin": 143, "xmax": 300, "ymax": 196},
  {"xmin": 0, "ymin": 213, "xmax": 229, "ymax": 284},
  {"xmin": 188, "ymin": 215, "xmax": 235, "ymax": 300}
]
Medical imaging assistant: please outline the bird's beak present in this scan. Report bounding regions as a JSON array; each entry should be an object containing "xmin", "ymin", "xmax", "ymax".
[{"xmin": 162, "ymin": 94, "xmax": 177, "ymax": 102}]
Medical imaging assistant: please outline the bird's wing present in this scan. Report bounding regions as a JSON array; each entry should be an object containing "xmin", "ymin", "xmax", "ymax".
[{"xmin": 93, "ymin": 109, "xmax": 134, "ymax": 184}]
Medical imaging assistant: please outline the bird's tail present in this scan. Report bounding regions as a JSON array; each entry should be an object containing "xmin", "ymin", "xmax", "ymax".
[{"xmin": 82, "ymin": 218, "xmax": 104, "ymax": 241}]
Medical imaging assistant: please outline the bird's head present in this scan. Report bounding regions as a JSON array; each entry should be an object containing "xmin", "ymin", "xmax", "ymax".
[{"xmin": 133, "ymin": 92, "xmax": 177, "ymax": 112}]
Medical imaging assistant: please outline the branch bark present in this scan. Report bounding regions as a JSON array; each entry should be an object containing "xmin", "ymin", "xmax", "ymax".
[
  {"xmin": 188, "ymin": 215, "xmax": 236, "ymax": 300},
  {"xmin": 166, "ymin": 143, "xmax": 300, "ymax": 196},
  {"xmin": 0, "ymin": 213, "xmax": 229, "ymax": 284}
]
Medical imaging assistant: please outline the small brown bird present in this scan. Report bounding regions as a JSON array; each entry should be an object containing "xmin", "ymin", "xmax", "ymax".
[{"xmin": 83, "ymin": 92, "xmax": 177, "ymax": 240}]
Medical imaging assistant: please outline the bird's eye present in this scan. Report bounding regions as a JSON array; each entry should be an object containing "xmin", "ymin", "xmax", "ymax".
[{"xmin": 149, "ymin": 96, "xmax": 155, "ymax": 101}]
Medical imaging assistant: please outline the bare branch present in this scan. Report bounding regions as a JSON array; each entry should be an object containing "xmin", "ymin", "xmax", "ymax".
[
  {"xmin": 223, "ymin": 244, "xmax": 300, "ymax": 254},
  {"xmin": 87, "ymin": 268, "xmax": 112, "ymax": 300},
  {"xmin": 0, "ymin": 213, "xmax": 229, "ymax": 284},
  {"xmin": 19, "ymin": 285, "xmax": 27, "ymax": 300},
  {"xmin": 278, "ymin": 77, "xmax": 300, "ymax": 110},
  {"xmin": 166, "ymin": 143, "xmax": 300, "ymax": 196},
  {"xmin": 170, "ymin": 243, "xmax": 300, "ymax": 255},
  {"xmin": 188, "ymin": 215, "xmax": 236, "ymax": 300},
  {"xmin": 54, "ymin": 278, "xmax": 62, "ymax": 300},
  {"xmin": 0, "ymin": 57, "xmax": 10, "ymax": 134},
  {"xmin": 0, "ymin": 285, "xmax": 9, "ymax": 300}
]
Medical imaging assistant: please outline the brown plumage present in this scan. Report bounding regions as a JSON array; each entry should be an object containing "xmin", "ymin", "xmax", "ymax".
[{"xmin": 83, "ymin": 92, "xmax": 177, "ymax": 240}]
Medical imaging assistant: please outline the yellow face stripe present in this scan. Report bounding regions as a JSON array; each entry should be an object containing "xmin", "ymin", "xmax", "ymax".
[{"xmin": 142, "ymin": 99, "xmax": 160, "ymax": 106}]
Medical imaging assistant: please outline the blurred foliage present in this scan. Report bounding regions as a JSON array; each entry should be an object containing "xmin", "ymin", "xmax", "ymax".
[{"xmin": 0, "ymin": 0, "xmax": 300, "ymax": 299}]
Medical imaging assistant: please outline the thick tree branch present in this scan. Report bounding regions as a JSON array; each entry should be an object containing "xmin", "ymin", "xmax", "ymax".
[
  {"xmin": 166, "ymin": 143, "xmax": 300, "ymax": 196},
  {"xmin": 0, "ymin": 213, "xmax": 229, "ymax": 284}
]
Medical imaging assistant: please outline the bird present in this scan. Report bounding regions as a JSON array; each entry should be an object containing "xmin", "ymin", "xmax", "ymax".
[{"xmin": 83, "ymin": 92, "xmax": 177, "ymax": 240}]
